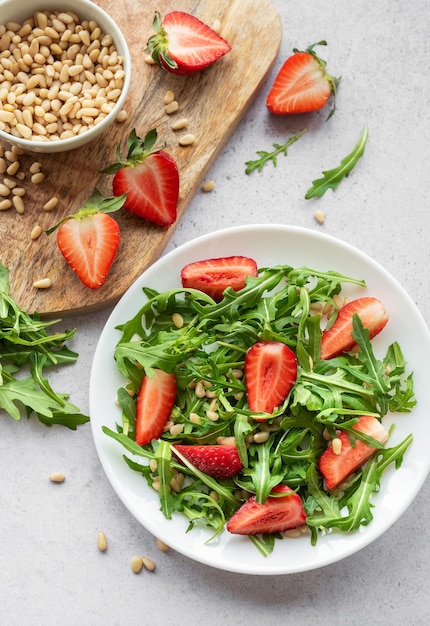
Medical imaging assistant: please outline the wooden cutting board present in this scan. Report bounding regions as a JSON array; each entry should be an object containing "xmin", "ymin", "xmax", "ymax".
[{"xmin": 0, "ymin": 0, "xmax": 282, "ymax": 317}]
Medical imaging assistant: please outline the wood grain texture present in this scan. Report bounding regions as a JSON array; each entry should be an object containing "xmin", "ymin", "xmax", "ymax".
[{"xmin": 0, "ymin": 0, "xmax": 281, "ymax": 317}]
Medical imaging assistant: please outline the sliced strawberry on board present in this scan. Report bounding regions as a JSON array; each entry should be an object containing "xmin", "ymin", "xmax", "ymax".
[
  {"xmin": 46, "ymin": 189, "xmax": 125, "ymax": 289},
  {"xmin": 227, "ymin": 484, "xmax": 307, "ymax": 535},
  {"xmin": 181, "ymin": 256, "xmax": 258, "ymax": 301},
  {"xmin": 320, "ymin": 297, "xmax": 389, "ymax": 360},
  {"xmin": 244, "ymin": 342, "xmax": 297, "ymax": 416},
  {"xmin": 102, "ymin": 128, "xmax": 179, "ymax": 227},
  {"xmin": 136, "ymin": 369, "xmax": 177, "ymax": 446},
  {"xmin": 318, "ymin": 415, "xmax": 389, "ymax": 490},
  {"xmin": 173, "ymin": 444, "xmax": 243, "ymax": 480},
  {"xmin": 146, "ymin": 11, "xmax": 231, "ymax": 76},
  {"xmin": 266, "ymin": 41, "xmax": 339, "ymax": 116}
]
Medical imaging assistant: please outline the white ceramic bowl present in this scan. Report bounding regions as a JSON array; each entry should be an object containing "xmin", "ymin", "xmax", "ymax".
[{"xmin": 0, "ymin": 0, "xmax": 131, "ymax": 152}]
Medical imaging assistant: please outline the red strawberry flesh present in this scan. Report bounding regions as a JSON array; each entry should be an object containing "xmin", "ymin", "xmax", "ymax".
[
  {"xmin": 320, "ymin": 297, "xmax": 389, "ymax": 360},
  {"xmin": 245, "ymin": 341, "xmax": 297, "ymax": 415},
  {"xmin": 318, "ymin": 415, "xmax": 389, "ymax": 490},
  {"xmin": 57, "ymin": 212, "xmax": 120, "ymax": 289},
  {"xmin": 181, "ymin": 256, "xmax": 258, "ymax": 301},
  {"xmin": 227, "ymin": 484, "xmax": 307, "ymax": 535},
  {"xmin": 136, "ymin": 369, "xmax": 177, "ymax": 445},
  {"xmin": 173, "ymin": 444, "xmax": 243, "ymax": 480}
]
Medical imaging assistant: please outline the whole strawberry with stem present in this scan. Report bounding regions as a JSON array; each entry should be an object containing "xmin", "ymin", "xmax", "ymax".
[
  {"xmin": 146, "ymin": 11, "xmax": 231, "ymax": 76},
  {"xmin": 266, "ymin": 40, "xmax": 340, "ymax": 118},
  {"xmin": 46, "ymin": 189, "xmax": 126, "ymax": 289},
  {"xmin": 102, "ymin": 128, "xmax": 179, "ymax": 227}
]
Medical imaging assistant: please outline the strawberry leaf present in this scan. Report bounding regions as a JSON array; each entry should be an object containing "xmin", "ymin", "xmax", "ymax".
[{"xmin": 305, "ymin": 126, "xmax": 368, "ymax": 199}]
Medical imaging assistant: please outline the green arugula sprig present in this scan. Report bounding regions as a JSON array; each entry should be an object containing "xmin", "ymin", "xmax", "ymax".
[
  {"xmin": 0, "ymin": 263, "xmax": 88, "ymax": 428},
  {"xmin": 105, "ymin": 263, "xmax": 415, "ymax": 553},
  {"xmin": 245, "ymin": 129, "xmax": 307, "ymax": 174}
]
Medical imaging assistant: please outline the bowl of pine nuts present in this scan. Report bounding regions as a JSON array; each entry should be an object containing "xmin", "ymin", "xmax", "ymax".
[{"xmin": 0, "ymin": 0, "xmax": 131, "ymax": 152}]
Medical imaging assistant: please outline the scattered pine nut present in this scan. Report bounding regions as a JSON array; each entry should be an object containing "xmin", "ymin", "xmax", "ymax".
[
  {"xmin": 97, "ymin": 531, "xmax": 108, "ymax": 552},
  {"xmin": 172, "ymin": 312, "xmax": 184, "ymax": 328},
  {"xmin": 33, "ymin": 277, "xmax": 52, "ymax": 289},
  {"xmin": 49, "ymin": 472, "xmax": 65, "ymax": 483},
  {"xmin": 31, "ymin": 172, "xmax": 45, "ymax": 185},
  {"xmin": 3, "ymin": 178, "xmax": 16, "ymax": 189},
  {"xmin": 0, "ymin": 158, "xmax": 6, "ymax": 174},
  {"xmin": 178, "ymin": 133, "xmax": 196, "ymax": 146},
  {"xmin": 202, "ymin": 180, "xmax": 215, "ymax": 192},
  {"xmin": 164, "ymin": 100, "xmax": 179, "ymax": 115},
  {"xmin": 12, "ymin": 187, "xmax": 25, "ymax": 196},
  {"xmin": 11, "ymin": 145, "xmax": 25, "ymax": 156},
  {"xmin": 0, "ymin": 183, "xmax": 10, "ymax": 196},
  {"xmin": 131, "ymin": 556, "xmax": 143, "ymax": 574},
  {"xmin": 29, "ymin": 162, "xmax": 42, "ymax": 174},
  {"xmin": 314, "ymin": 209, "xmax": 326, "ymax": 224},
  {"xmin": 4, "ymin": 150, "xmax": 17, "ymax": 162},
  {"xmin": 332, "ymin": 437, "xmax": 342, "ymax": 455},
  {"xmin": 142, "ymin": 556, "xmax": 156, "ymax": 572},
  {"xmin": 212, "ymin": 19, "xmax": 222, "ymax": 33},
  {"xmin": 12, "ymin": 195, "xmax": 25, "ymax": 214},
  {"xmin": 156, "ymin": 538, "xmax": 169, "ymax": 552},
  {"xmin": 253, "ymin": 431, "xmax": 270, "ymax": 444},
  {"xmin": 171, "ymin": 117, "xmax": 189, "ymax": 130},
  {"xmin": 116, "ymin": 109, "xmax": 128, "ymax": 123},
  {"xmin": 0, "ymin": 199, "xmax": 12, "ymax": 210},
  {"xmin": 144, "ymin": 53, "xmax": 156, "ymax": 64},
  {"xmin": 30, "ymin": 224, "xmax": 42, "ymax": 240},
  {"xmin": 169, "ymin": 423, "xmax": 184, "ymax": 436},
  {"xmin": 16, "ymin": 171, "xmax": 25, "ymax": 181},
  {"xmin": 163, "ymin": 90, "xmax": 175, "ymax": 105},
  {"xmin": 43, "ymin": 196, "xmax": 59, "ymax": 211},
  {"xmin": 6, "ymin": 161, "xmax": 20, "ymax": 176}
]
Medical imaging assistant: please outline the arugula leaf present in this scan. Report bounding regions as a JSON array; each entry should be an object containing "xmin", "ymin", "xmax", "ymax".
[
  {"xmin": 0, "ymin": 262, "xmax": 88, "ymax": 428},
  {"xmin": 305, "ymin": 126, "xmax": 368, "ymax": 199},
  {"xmin": 245, "ymin": 129, "xmax": 307, "ymax": 174}
]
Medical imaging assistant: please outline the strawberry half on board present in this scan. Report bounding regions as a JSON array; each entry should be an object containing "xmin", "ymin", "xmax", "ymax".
[
  {"xmin": 320, "ymin": 297, "xmax": 389, "ymax": 360},
  {"xmin": 227, "ymin": 484, "xmax": 307, "ymax": 535},
  {"xmin": 318, "ymin": 415, "xmax": 389, "ymax": 490},
  {"xmin": 181, "ymin": 256, "xmax": 258, "ymax": 301},
  {"xmin": 266, "ymin": 40, "xmax": 339, "ymax": 117},
  {"xmin": 244, "ymin": 341, "xmax": 298, "ymax": 416},
  {"xmin": 146, "ymin": 11, "xmax": 231, "ymax": 75},
  {"xmin": 46, "ymin": 189, "xmax": 125, "ymax": 289},
  {"xmin": 136, "ymin": 369, "xmax": 177, "ymax": 446},
  {"xmin": 102, "ymin": 128, "xmax": 179, "ymax": 227},
  {"xmin": 173, "ymin": 444, "xmax": 243, "ymax": 480}
]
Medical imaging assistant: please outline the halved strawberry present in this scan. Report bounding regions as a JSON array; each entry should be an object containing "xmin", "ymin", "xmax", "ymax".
[
  {"xmin": 102, "ymin": 128, "xmax": 179, "ymax": 227},
  {"xmin": 318, "ymin": 415, "xmax": 389, "ymax": 490},
  {"xmin": 320, "ymin": 297, "xmax": 389, "ymax": 360},
  {"xmin": 46, "ymin": 189, "xmax": 125, "ymax": 289},
  {"xmin": 244, "ymin": 342, "xmax": 297, "ymax": 416},
  {"xmin": 136, "ymin": 369, "xmax": 177, "ymax": 445},
  {"xmin": 181, "ymin": 256, "xmax": 258, "ymax": 301},
  {"xmin": 146, "ymin": 11, "xmax": 231, "ymax": 76},
  {"xmin": 173, "ymin": 444, "xmax": 243, "ymax": 480},
  {"xmin": 266, "ymin": 41, "xmax": 339, "ymax": 116},
  {"xmin": 226, "ymin": 484, "xmax": 307, "ymax": 535}
]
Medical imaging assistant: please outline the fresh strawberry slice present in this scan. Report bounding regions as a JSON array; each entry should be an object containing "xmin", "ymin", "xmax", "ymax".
[
  {"xmin": 173, "ymin": 444, "xmax": 243, "ymax": 480},
  {"xmin": 320, "ymin": 297, "xmax": 389, "ymax": 360},
  {"xmin": 266, "ymin": 41, "xmax": 339, "ymax": 116},
  {"xmin": 146, "ymin": 11, "xmax": 231, "ymax": 75},
  {"xmin": 136, "ymin": 369, "xmax": 177, "ymax": 445},
  {"xmin": 102, "ymin": 128, "xmax": 179, "ymax": 227},
  {"xmin": 181, "ymin": 256, "xmax": 258, "ymax": 301},
  {"xmin": 244, "ymin": 342, "xmax": 297, "ymax": 415},
  {"xmin": 46, "ymin": 189, "xmax": 125, "ymax": 289},
  {"xmin": 318, "ymin": 415, "xmax": 389, "ymax": 490},
  {"xmin": 227, "ymin": 484, "xmax": 307, "ymax": 535}
]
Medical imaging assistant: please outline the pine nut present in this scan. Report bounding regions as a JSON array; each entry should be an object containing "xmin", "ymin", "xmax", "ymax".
[
  {"xmin": 206, "ymin": 410, "xmax": 219, "ymax": 421},
  {"xmin": 156, "ymin": 538, "xmax": 169, "ymax": 552},
  {"xmin": 49, "ymin": 472, "xmax": 65, "ymax": 483},
  {"xmin": 178, "ymin": 133, "xmax": 196, "ymax": 146},
  {"xmin": 171, "ymin": 117, "xmax": 188, "ymax": 130},
  {"xmin": 43, "ymin": 196, "xmax": 58, "ymax": 211},
  {"xmin": 142, "ymin": 557, "xmax": 156, "ymax": 572},
  {"xmin": 0, "ymin": 183, "xmax": 10, "ymax": 196},
  {"xmin": 194, "ymin": 381, "xmax": 206, "ymax": 398},
  {"xmin": 164, "ymin": 100, "xmax": 179, "ymax": 115},
  {"xmin": 202, "ymin": 180, "xmax": 215, "ymax": 192},
  {"xmin": 253, "ymin": 431, "xmax": 270, "ymax": 443},
  {"xmin": 332, "ymin": 437, "xmax": 342, "ymax": 455},
  {"xmin": 145, "ymin": 54, "xmax": 155, "ymax": 64},
  {"xmin": 172, "ymin": 312, "xmax": 184, "ymax": 328},
  {"xmin": 314, "ymin": 209, "xmax": 326, "ymax": 224},
  {"xmin": 189, "ymin": 412, "xmax": 201, "ymax": 424},
  {"xmin": 169, "ymin": 423, "xmax": 183, "ymax": 436},
  {"xmin": 0, "ymin": 158, "xmax": 6, "ymax": 174},
  {"xmin": 29, "ymin": 161, "xmax": 42, "ymax": 174},
  {"xmin": 97, "ymin": 531, "xmax": 108, "ymax": 552},
  {"xmin": 149, "ymin": 459, "xmax": 158, "ymax": 473},
  {"xmin": 116, "ymin": 109, "xmax": 128, "ymax": 122},
  {"xmin": 3, "ymin": 178, "xmax": 16, "ymax": 189},
  {"xmin": 131, "ymin": 556, "xmax": 143, "ymax": 574},
  {"xmin": 0, "ymin": 199, "xmax": 11, "ymax": 210},
  {"xmin": 30, "ymin": 224, "xmax": 42, "ymax": 240},
  {"xmin": 212, "ymin": 19, "xmax": 222, "ymax": 33},
  {"xmin": 31, "ymin": 172, "xmax": 44, "ymax": 184},
  {"xmin": 12, "ymin": 195, "xmax": 24, "ymax": 213},
  {"xmin": 163, "ymin": 90, "xmax": 175, "ymax": 105},
  {"xmin": 33, "ymin": 277, "xmax": 52, "ymax": 289},
  {"xmin": 6, "ymin": 161, "xmax": 20, "ymax": 176}
]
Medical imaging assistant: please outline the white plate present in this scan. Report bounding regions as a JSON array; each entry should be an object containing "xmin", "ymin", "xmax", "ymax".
[{"xmin": 89, "ymin": 224, "xmax": 430, "ymax": 575}]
